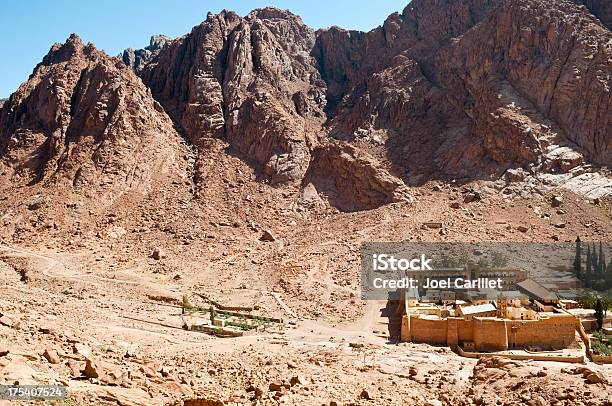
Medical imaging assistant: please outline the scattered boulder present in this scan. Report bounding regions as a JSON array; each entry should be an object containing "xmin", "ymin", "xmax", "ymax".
[
  {"xmin": 107, "ymin": 226, "xmax": 127, "ymax": 239},
  {"xmin": 0, "ymin": 314, "xmax": 15, "ymax": 328},
  {"xmin": 302, "ymin": 183, "xmax": 322, "ymax": 203},
  {"xmin": 359, "ymin": 389, "xmax": 372, "ymax": 400},
  {"xmin": 246, "ymin": 383, "xmax": 264, "ymax": 399},
  {"xmin": 531, "ymin": 395, "xmax": 547, "ymax": 406},
  {"xmin": 159, "ymin": 366, "xmax": 171, "ymax": 377},
  {"xmin": 585, "ymin": 372, "xmax": 606, "ymax": 384},
  {"xmin": 84, "ymin": 358, "xmax": 100, "ymax": 379},
  {"xmin": 551, "ymin": 195, "xmax": 563, "ymax": 207},
  {"xmin": 151, "ymin": 247, "xmax": 166, "ymax": 260},
  {"xmin": 506, "ymin": 168, "xmax": 528, "ymax": 182},
  {"xmin": 66, "ymin": 360, "xmax": 82, "ymax": 377},
  {"xmin": 100, "ymin": 364, "xmax": 126, "ymax": 386},
  {"xmin": 517, "ymin": 225, "xmax": 529, "ymax": 233},
  {"xmin": 555, "ymin": 150, "xmax": 584, "ymax": 172},
  {"xmin": 290, "ymin": 375, "xmax": 308, "ymax": 386},
  {"xmin": 463, "ymin": 189, "xmax": 482, "ymax": 203},
  {"xmin": 38, "ymin": 325, "xmax": 54, "ymax": 334},
  {"xmin": 140, "ymin": 364, "xmax": 157, "ymax": 378},
  {"xmin": 269, "ymin": 381, "xmax": 283, "ymax": 392},
  {"xmin": 73, "ymin": 343, "xmax": 92, "ymax": 359},
  {"xmin": 260, "ymin": 230, "xmax": 277, "ymax": 242},
  {"xmin": 573, "ymin": 366, "xmax": 593, "ymax": 376},
  {"xmin": 0, "ymin": 355, "xmax": 38, "ymax": 384},
  {"xmin": 26, "ymin": 195, "xmax": 47, "ymax": 210},
  {"xmin": 42, "ymin": 349, "xmax": 61, "ymax": 364},
  {"xmin": 253, "ymin": 386, "xmax": 264, "ymax": 400}
]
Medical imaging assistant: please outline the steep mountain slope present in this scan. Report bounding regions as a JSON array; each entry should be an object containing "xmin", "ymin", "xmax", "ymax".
[
  {"xmin": 139, "ymin": 9, "xmax": 327, "ymax": 184},
  {"xmin": 433, "ymin": 0, "xmax": 611, "ymax": 167},
  {"xmin": 314, "ymin": 0, "xmax": 611, "ymax": 180},
  {"xmin": 0, "ymin": 35, "xmax": 187, "ymax": 202}
]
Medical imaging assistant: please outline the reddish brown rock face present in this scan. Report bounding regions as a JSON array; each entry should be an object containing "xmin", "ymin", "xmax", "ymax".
[
  {"xmin": 0, "ymin": 35, "xmax": 185, "ymax": 201},
  {"xmin": 433, "ymin": 0, "xmax": 612, "ymax": 168},
  {"xmin": 140, "ymin": 9, "xmax": 327, "ymax": 184},
  {"xmin": 313, "ymin": 0, "xmax": 610, "ymax": 177},
  {"xmin": 304, "ymin": 143, "xmax": 412, "ymax": 212}
]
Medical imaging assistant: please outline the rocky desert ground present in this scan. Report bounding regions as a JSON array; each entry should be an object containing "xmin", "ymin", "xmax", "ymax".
[{"xmin": 0, "ymin": 0, "xmax": 611, "ymax": 404}]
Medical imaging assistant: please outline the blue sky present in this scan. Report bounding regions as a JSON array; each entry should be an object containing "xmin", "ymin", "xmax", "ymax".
[{"xmin": 0, "ymin": 0, "xmax": 410, "ymax": 97}]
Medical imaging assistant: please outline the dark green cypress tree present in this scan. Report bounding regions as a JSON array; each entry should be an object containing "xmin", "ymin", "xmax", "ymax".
[
  {"xmin": 574, "ymin": 237, "xmax": 582, "ymax": 280},
  {"xmin": 598, "ymin": 242, "xmax": 605, "ymax": 276},
  {"xmin": 606, "ymin": 257, "xmax": 612, "ymax": 290},
  {"xmin": 594, "ymin": 299, "xmax": 604, "ymax": 330},
  {"xmin": 586, "ymin": 245, "xmax": 592, "ymax": 287},
  {"xmin": 600, "ymin": 247, "xmax": 606, "ymax": 287}
]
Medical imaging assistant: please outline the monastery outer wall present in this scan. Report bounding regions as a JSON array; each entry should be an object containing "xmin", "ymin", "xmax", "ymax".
[
  {"xmin": 409, "ymin": 316, "xmax": 448, "ymax": 345},
  {"xmin": 401, "ymin": 315, "xmax": 411, "ymax": 341},
  {"xmin": 508, "ymin": 315, "xmax": 576, "ymax": 349},
  {"xmin": 457, "ymin": 318, "xmax": 474, "ymax": 343},
  {"xmin": 402, "ymin": 314, "xmax": 577, "ymax": 351},
  {"xmin": 473, "ymin": 318, "xmax": 508, "ymax": 351}
]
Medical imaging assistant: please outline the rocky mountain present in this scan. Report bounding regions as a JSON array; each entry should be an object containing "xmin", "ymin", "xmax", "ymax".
[
  {"xmin": 0, "ymin": 34, "xmax": 186, "ymax": 202},
  {"xmin": 139, "ymin": 9, "xmax": 327, "ymax": 185},
  {"xmin": 121, "ymin": 35, "xmax": 171, "ymax": 72},
  {"xmin": 315, "ymin": 0, "xmax": 611, "ymax": 178},
  {"xmin": 0, "ymin": 3, "xmax": 611, "ymax": 405},
  {"xmin": 0, "ymin": 0, "xmax": 610, "ymax": 212}
]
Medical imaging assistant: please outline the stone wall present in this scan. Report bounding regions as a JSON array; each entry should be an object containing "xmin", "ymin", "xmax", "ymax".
[
  {"xmin": 473, "ymin": 318, "xmax": 509, "ymax": 351},
  {"xmin": 457, "ymin": 347, "xmax": 585, "ymax": 363},
  {"xmin": 401, "ymin": 313, "xmax": 577, "ymax": 351},
  {"xmin": 508, "ymin": 316, "xmax": 576, "ymax": 349},
  {"xmin": 457, "ymin": 318, "xmax": 474, "ymax": 343},
  {"xmin": 409, "ymin": 316, "xmax": 448, "ymax": 345}
]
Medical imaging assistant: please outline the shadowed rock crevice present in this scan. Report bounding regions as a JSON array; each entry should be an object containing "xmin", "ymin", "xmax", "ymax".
[
  {"xmin": 581, "ymin": 0, "xmax": 612, "ymax": 29},
  {"xmin": 303, "ymin": 143, "xmax": 412, "ymax": 212}
]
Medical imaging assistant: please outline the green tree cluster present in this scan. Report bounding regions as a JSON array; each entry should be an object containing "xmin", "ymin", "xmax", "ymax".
[{"xmin": 573, "ymin": 238, "xmax": 612, "ymax": 291}]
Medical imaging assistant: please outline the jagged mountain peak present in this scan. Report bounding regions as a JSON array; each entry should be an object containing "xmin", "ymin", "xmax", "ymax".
[
  {"xmin": 246, "ymin": 7, "xmax": 305, "ymax": 22},
  {"xmin": 42, "ymin": 33, "xmax": 91, "ymax": 65},
  {"xmin": 0, "ymin": 31, "xmax": 187, "ymax": 203}
]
